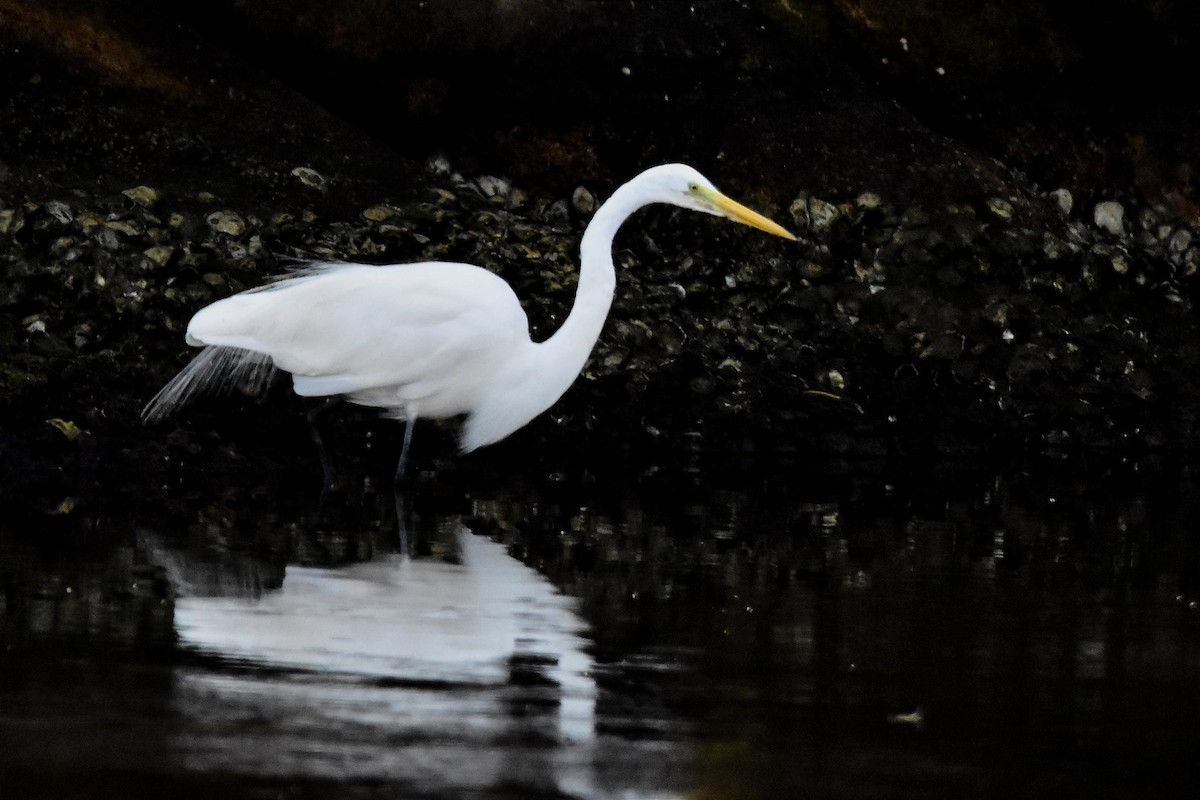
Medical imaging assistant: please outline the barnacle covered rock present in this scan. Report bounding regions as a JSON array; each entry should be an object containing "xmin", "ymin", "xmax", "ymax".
[{"xmin": 4, "ymin": 144, "xmax": 1200, "ymax": 462}]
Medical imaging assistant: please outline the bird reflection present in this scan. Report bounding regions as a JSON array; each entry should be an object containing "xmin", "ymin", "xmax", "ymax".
[{"xmin": 159, "ymin": 515, "xmax": 598, "ymax": 792}]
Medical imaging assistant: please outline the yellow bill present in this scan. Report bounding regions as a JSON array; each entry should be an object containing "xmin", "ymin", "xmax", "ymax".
[{"xmin": 699, "ymin": 187, "xmax": 796, "ymax": 240}]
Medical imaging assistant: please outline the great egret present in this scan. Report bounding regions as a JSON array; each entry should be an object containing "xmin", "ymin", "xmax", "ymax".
[{"xmin": 143, "ymin": 163, "xmax": 794, "ymax": 481}]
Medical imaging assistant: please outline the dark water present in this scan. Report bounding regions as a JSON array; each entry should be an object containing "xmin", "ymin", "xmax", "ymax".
[{"xmin": 3, "ymin": 452, "xmax": 1200, "ymax": 799}]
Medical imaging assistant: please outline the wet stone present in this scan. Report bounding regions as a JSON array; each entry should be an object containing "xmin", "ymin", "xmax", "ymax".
[
  {"xmin": 808, "ymin": 198, "xmax": 841, "ymax": 232},
  {"xmin": 920, "ymin": 333, "xmax": 964, "ymax": 360},
  {"xmin": 291, "ymin": 166, "xmax": 327, "ymax": 191},
  {"xmin": 986, "ymin": 197, "xmax": 1014, "ymax": 220},
  {"xmin": 1042, "ymin": 233, "xmax": 1073, "ymax": 261},
  {"xmin": 788, "ymin": 195, "xmax": 810, "ymax": 229},
  {"xmin": 1138, "ymin": 207, "xmax": 1160, "ymax": 231},
  {"xmin": 1049, "ymin": 188, "xmax": 1073, "ymax": 216},
  {"xmin": 856, "ymin": 192, "xmax": 882, "ymax": 210},
  {"xmin": 1169, "ymin": 229, "xmax": 1192, "ymax": 254},
  {"xmin": 477, "ymin": 176, "xmax": 510, "ymax": 199},
  {"xmin": 77, "ymin": 211, "xmax": 104, "ymax": 230},
  {"xmin": 571, "ymin": 186, "xmax": 596, "ymax": 216},
  {"xmin": 122, "ymin": 186, "xmax": 160, "ymax": 207},
  {"xmin": 92, "ymin": 226, "xmax": 122, "ymax": 251},
  {"xmin": 104, "ymin": 220, "xmax": 140, "ymax": 237},
  {"xmin": 206, "ymin": 211, "xmax": 246, "ymax": 237},
  {"xmin": 44, "ymin": 201, "xmax": 73, "ymax": 226},
  {"xmin": 1184, "ymin": 248, "xmax": 1200, "ymax": 276},
  {"xmin": 143, "ymin": 245, "xmax": 175, "ymax": 267},
  {"xmin": 1094, "ymin": 201, "xmax": 1125, "ymax": 236},
  {"xmin": 362, "ymin": 205, "xmax": 400, "ymax": 222}
]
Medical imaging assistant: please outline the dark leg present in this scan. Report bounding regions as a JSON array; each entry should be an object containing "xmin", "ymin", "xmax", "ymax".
[
  {"xmin": 394, "ymin": 416, "xmax": 415, "ymax": 485},
  {"xmin": 307, "ymin": 397, "xmax": 341, "ymax": 489},
  {"xmin": 393, "ymin": 487, "xmax": 411, "ymax": 556}
]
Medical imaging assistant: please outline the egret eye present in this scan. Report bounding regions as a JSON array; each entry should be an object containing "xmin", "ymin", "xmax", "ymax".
[{"xmin": 687, "ymin": 182, "xmax": 700, "ymax": 193}]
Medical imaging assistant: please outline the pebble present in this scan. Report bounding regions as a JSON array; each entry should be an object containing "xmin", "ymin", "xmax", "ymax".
[
  {"xmin": 122, "ymin": 186, "xmax": 160, "ymax": 207},
  {"xmin": 571, "ymin": 186, "xmax": 597, "ymax": 216},
  {"xmin": 206, "ymin": 210, "xmax": 246, "ymax": 236},
  {"xmin": 808, "ymin": 198, "xmax": 841, "ymax": 232},
  {"xmin": 1169, "ymin": 229, "xmax": 1192, "ymax": 254},
  {"xmin": 45, "ymin": 201, "xmax": 73, "ymax": 225},
  {"xmin": 788, "ymin": 195, "xmax": 809, "ymax": 229},
  {"xmin": 477, "ymin": 176, "xmax": 510, "ymax": 198},
  {"xmin": 291, "ymin": 166, "xmax": 327, "ymax": 191},
  {"xmin": 986, "ymin": 197, "xmax": 1014, "ymax": 220},
  {"xmin": 362, "ymin": 205, "xmax": 400, "ymax": 222},
  {"xmin": 93, "ymin": 226, "xmax": 121, "ymax": 251},
  {"xmin": 103, "ymin": 220, "xmax": 140, "ymax": 236},
  {"xmin": 1048, "ymin": 188, "xmax": 1073, "ymax": 216},
  {"xmin": 143, "ymin": 245, "xmax": 175, "ymax": 267},
  {"xmin": 856, "ymin": 192, "xmax": 882, "ymax": 210},
  {"xmin": 1094, "ymin": 201, "xmax": 1125, "ymax": 236}
]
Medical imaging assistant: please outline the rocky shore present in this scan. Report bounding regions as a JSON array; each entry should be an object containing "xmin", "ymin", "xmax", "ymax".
[{"xmin": 4, "ymin": 0, "xmax": 1200, "ymax": 486}]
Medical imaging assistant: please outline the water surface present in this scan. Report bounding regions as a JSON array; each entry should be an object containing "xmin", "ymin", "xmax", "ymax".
[{"xmin": 2, "ymin": 453, "xmax": 1199, "ymax": 798}]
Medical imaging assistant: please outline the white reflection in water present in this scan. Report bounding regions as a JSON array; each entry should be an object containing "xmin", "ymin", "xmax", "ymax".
[{"xmin": 168, "ymin": 525, "xmax": 607, "ymax": 796}]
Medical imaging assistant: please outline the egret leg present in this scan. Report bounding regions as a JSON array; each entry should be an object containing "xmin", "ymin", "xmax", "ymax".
[
  {"xmin": 393, "ymin": 488, "xmax": 411, "ymax": 556},
  {"xmin": 307, "ymin": 397, "xmax": 341, "ymax": 489},
  {"xmin": 395, "ymin": 415, "xmax": 415, "ymax": 485}
]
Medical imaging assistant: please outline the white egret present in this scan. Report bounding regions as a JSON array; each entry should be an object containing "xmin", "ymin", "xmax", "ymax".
[{"xmin": 143, "ymin": 163, "xmax": 794, "ymax": 481}]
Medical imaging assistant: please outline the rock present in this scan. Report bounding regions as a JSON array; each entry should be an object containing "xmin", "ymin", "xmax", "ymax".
[
  {"xmin": 122, "ymin": 186, "xmax": 160, "ymax": 207},
  {"xmin": 788, "ymin": 195, "xmax": 809, "ymax": 229},
  {"xmin": 362, "ymin": 205, "xmax": 400, "ymax": 222},
  {"xmin": 1049, "ymin": 188, "xmax": 1073, "ymax": 216},
  {"xmin": 206, "ymin": 210, "xmax": 246, "ymax": 236},
  {"xmin": 1094, "ymin": 201, "xmax": 1125, "ymax": 236},
  {"xmin": 103, "ymin": 220, "xmax": 140, "ymax": 236},
  {"xmin": 291, "ymin": 166, "xmax": 327, "ymax": 191},
  {"xmin": 477, "ymin": 176, "xmax": 510, "ymax": 198},
  {"xmin": 1169, "ymin": 228, "xmax": 1192, "ymax": 254},
  {"xmin": 986, "ymin": 197, "xmax": 1014, "ymax": 220},
  {"xmin": 143, "ymin": 245, "xmax": 175, "ymax": 267},
  {"xmin": 92, "ymin": 225, "xmax": 121, "ymax": 251},
  {"xmin": 571, "ymin": 186, "xmax": 596, "ymax": 216},
  {"xmin": 856, "ymin": 192, "xmax": 882, "ymax": 210},
  {"xmin": 808, "ymin": 198, "xmax": 842, "ymax": 233},
  {"xmin": 44, "ymin": 200, "xmax": 73, "ymax": 226}
]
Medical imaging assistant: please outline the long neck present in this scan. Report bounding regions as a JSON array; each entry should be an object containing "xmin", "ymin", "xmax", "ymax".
[
  {"xmin": 462, "ymin": 181, "xmax": 653, "ymax": 452},
  {"xmin": 537, "ymin": 181, "xmax": 648, "ymax": 377}
]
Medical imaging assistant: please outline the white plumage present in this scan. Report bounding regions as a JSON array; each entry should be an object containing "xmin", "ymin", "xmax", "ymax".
[{"xmin": 143, "ymin": 164, "xmax": 794, "ymax": 478}]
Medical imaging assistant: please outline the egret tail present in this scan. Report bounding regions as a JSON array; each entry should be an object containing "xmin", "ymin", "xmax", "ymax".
[{"xmin": 142, "ymin": 346, "xmax": 276, "ymax": 422}]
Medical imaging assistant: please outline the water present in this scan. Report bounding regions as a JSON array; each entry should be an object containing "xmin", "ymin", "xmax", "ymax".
[{"xmin": 3, "ymin": 452, "xmax": 1200, "ymax": 798}]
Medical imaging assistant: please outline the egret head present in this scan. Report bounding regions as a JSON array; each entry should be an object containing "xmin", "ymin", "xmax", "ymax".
[{"xmin": 639, "ymin": 163, "xmax": 796, "ymax": 241}]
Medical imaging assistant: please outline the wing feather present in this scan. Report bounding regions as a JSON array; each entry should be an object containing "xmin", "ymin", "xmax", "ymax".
[{"xmin": 149, "ymin": 261, "xmax": 532, "ymax": 419}]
